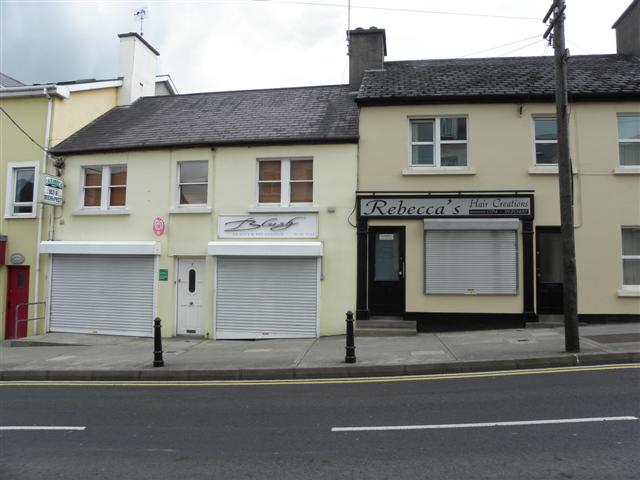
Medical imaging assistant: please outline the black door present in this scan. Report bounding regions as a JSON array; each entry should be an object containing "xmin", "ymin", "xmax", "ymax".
[
  {"xmin": 368, "ymin": 227, "xmax": 405, "ymax": 315},
  {"xmin": 536, "ymin": 227, "xmax": 563, "ymax": 314}
]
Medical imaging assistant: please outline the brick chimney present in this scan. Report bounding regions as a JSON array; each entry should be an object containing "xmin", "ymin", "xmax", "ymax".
[
  {"xmin": 348, "ymin": 27, "xmax": 387, "ymax": 92},
  {"xmin": 117, "ymin": 32, "xmax": 160, "ymax": 105},
  {"xmin": 612, "ymin": 0, "xmax": 640, "ymax": 56}
]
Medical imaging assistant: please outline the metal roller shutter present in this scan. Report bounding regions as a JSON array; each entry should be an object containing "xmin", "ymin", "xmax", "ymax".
[
  {"xmin": 216, "ymin": 257, "xmax": 318, "ymax": 339},
  {"xmin": 425, "ymin": 230, "xmax": 518, "ymax": 295},
  {"xmin": 49, "ymin": 254, "xmax": 154, "ymax": 337}
]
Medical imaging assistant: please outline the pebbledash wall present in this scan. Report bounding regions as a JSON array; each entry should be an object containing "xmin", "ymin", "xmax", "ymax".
[
  {"xmin": 41, "ymin": 144, "xmax": 357, "ymax": 338},
  {"xmin": 356, "ymin": 102, "xmax": 640, "ymax": 329}
]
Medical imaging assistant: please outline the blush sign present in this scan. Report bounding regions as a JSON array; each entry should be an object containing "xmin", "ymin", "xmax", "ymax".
[{"xmin": 153, "ymin": 217, "xmax": 166, "ymax": 236}]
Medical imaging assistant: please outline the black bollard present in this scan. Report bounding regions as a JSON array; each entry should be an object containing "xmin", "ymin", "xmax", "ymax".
[
  {"xmin": 345, "ymin": 310, "xmax": 356, "ymax": 364},
  {"xmin": 153, "ymin": 317, "xmax": 164, "ymax": 367}
]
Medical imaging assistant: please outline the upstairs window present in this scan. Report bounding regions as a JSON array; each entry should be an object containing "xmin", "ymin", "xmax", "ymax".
[
  {"xmin": 258, "ymin": 158, "xmax": 313, "ymax": 205},
  {"xmin": 533, "ymin": 117, "xmax": 558, "ymax": 165},
  {"xmin": 5, "ymin": 163, "xmax": 37, "ymax": 217},
  {"xmin": 82, "ymin": 165, "xmax": 127, "ymax": 209},
  {"xmin": 617, "ymin": 115, "xmax": 640, "ymax": 166},
  {"xmin": 410, "ymin": 117, "xmax": 467, "ymax": 167},
  {"xmin": 622, "ymin": 227, "xmax": 640, "ymax": 289},
  {"xmin": 178, "ymin": 161, "xmax": 208, "ymax": 206}
]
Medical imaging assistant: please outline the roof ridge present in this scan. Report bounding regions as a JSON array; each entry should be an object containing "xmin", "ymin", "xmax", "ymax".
[
  {"xmin": 383, "ymin": 53, "xmax": 622, "ymax": 65},
  {"xmin": 136, "ymin": 83, "xmax": 350, "ymax": 100}
]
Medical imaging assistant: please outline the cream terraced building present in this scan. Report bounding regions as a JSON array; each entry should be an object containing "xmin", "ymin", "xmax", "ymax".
[
  {"xmin": 47, "ymin": 85, "xmax": 359, "ymax": 339},
  {"xmin": 348, "ymin": 19, "xmax": 640, "ymax": 330},
  {"xmin": 0, "ymin": 33, "xmax": 176, "ymax": 340}
]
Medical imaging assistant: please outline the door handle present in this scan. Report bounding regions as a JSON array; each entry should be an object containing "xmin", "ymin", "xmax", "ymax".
[
  {"xmin": 189, "ymin": 301, "xmax": 194, "ymax": 306},
  {"xmin": 399, "ymin": 260, "xmax": 405, "ymax": 279}
]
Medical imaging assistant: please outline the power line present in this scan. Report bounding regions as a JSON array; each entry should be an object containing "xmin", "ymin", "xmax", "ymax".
[
  {"xmin": 459, "ymin": 34, "xmax": 540, "ymax": 58},
  {"xmin": 0, "ymin": 105, "xmax": 59, "ymax": 158},
  {"xmin": 500, "ymin": 38, "xmax": 545, "ymax": 56},
  {"xmin": 253, "ymin": 0, "xmax": 539, "ymax": 21}
]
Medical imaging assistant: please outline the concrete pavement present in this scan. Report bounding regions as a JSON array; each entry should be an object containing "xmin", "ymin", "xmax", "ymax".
[{"xmin": 1, "ymin": 323, "xmax": 639, "ymax": 381}]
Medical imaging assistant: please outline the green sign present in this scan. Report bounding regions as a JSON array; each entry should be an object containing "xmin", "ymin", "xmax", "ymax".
[{"xmin": 159, "ymin": 269, "xmax": 169, "ymax": 281}]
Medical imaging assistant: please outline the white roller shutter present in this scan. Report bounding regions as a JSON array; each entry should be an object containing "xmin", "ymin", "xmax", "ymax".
[
  {"xmin": 49, "ymin": 255, "xmax": 155, "ymax": 337},
  {"xmin": 425, "ymin": 230, "xmax": 518, "ymax": 295},
  {"xmin": 216, "ymin": 257, "xmax": 319, "ymax": 339}
]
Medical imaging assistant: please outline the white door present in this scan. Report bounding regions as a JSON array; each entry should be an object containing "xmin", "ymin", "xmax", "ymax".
[
  {"xmin": 215, "ymin": 257, "xmax": 319, "ymax": 339},
  {"xmin": 49, "ymin": 254, "xmax": 155, "ymax": 337},
  {"xmin": 177, "ymin": 257, "xmax": 205, "ymax": 335}
]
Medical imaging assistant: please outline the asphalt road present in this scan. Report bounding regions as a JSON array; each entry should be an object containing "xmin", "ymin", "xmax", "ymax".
[{"xmin": 1, "ymin": 366, "xmax": 639, "ymax": 480}]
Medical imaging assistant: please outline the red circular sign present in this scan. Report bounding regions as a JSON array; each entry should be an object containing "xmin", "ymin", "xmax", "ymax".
[{"xmin": 153, "ymin": 217, "xmax": 166, "ymax": 236}]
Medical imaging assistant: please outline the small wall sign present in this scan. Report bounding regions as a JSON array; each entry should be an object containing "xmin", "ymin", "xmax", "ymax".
[
  {"xmin": 218, "ymin": 214, "xmax": 318, "ymax": 238},
  {"xmin": 159, "ymin": 269, "xmax": 169, "ymax": 281},
  {"xmin": 38, "ymin": 174, "xmax": 64, "ymax": 206},
  {"xmin": 10, "ymin": 253, "xmax": 25, "ymax": 264},
  {"xmin": 153, "ymin": 217, "xmax": 166, "ymax": 236}
]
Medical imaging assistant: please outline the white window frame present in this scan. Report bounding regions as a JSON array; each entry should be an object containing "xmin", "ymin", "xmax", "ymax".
[
  {"xmin": 621, "ymin": 226, "xmax": 640, "ymax": 292},
  {"xmin": 5, "ymin": 162, "xmax": 39, "ymax": 219},
  {"xmin": 617, "ymin": 114, "xmax": 640, "ymax": 167},
  {"xmin": 532, "ymin": 116, "xmax": 558, "ymax": 166},
  {"xmin": 408, "ymin": 117, "xmax": 468, "ymax": 168},
  {"xmin": 256, "ymin": 158, "xmax": 313, "ymax": 207},
  {"xmin": 176, "ymin": 161, "xmax": 209, "ymax": 207},
  {"xmin": 80, "ymin": 164, "xmax": 127, "ymax": 211}
]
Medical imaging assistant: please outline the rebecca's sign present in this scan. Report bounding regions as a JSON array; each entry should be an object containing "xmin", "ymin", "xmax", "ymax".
[
  {"xmin": 218, "ymin": 215, "xmax": 318, "ymax": 238},
  {"xmin": 38, "ymin": 174, "xmax": 64, "ymax": 206},
  {"xmin": 359, "ymin": 196, "xmax": 532, "ymax": 218}
]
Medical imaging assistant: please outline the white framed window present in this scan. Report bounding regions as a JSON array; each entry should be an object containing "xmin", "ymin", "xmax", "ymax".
[
  {"xmin": 177, "ymin": 161, "xmax": 208, "ymax": 206},
  {"xmin": 617, "ymin": 115, "xmax": 640, "ymax": 166},
  {"xmin": 81, "ymin": 165, "xmax": 127, "ymax": 210},
  {"xmin": 533, "ymin": 117, "xmax": 558, "ymax": 165},
  {"xmin": 622, "ymin": 227, "xmax": 640, "ymax": 290},
  {"xmin": 257, "ymin": 158, "xmax": 313, "ymax": 206},
  {"xmin": 410, "ymin": 117, "xmax": 467, "ymax": 167},
  {"xmin": 5, "ymin": 162, "xmax": 38, "ymax": 218}
]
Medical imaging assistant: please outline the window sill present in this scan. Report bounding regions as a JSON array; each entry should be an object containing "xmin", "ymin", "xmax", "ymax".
[
  {"xmin": 614, "ymin": 166, "xmax": 640, "ymax": 175},
  {"xmin": 402, "ymin": 167, "xmax": 476, "ymax": 176},
  {"xmin": 528, "ymin": 166, "xmax": 578, "ymax": 175},
  {"xmin": 248, "ymin": 205, "xmax": 320, "ymax": 214},
  {"xmin": 72, "ymin": 209, "xmax": 131, "ymax": 216},
  {"xmin": 168, "ymin": 206, "xmax": 212, "ymax": 214},
  {"xmin": 4, "ymin": 214, "xmax": 37, "ymax": 220},
  {"xmin": 617, "ymin": 289, "xmax": 640, "ymax": 297}
]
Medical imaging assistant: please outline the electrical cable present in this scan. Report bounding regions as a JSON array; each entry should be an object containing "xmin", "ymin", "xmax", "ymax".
[
  {"xmin": 458, "ymin": 34, "xmax": 541, "ymax": 58},
  {"xmin": 253, "ymin": 0, "xmax": 539, "ymax": 21},
  {"xmin": 0, "ymin": 105, "xmax": 60, "ymax": 159},
  {"xmin": 500, "ymin": 38, "xmax": 545, "ymax": 57}
]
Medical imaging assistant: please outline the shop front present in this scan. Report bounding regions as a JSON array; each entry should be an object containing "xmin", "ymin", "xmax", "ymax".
[{"xmin": 356, "ymin": 192, "xmax": 536, "ymax": 331}]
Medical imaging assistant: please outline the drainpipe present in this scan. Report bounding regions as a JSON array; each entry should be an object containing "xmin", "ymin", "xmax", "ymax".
[{"xmin": 33, "ymin": 88, "xmax": 54, "ymax": 336}]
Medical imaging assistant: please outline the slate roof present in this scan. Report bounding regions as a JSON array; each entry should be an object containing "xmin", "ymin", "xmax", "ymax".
[
  {"xmin": 52, "ymin": 85, "xmax": 359, "ymax": 154},
  {"xmin": 357, "ymin": 54, "xmax": 640, "ymax": 104},
  {"xmin": 0, "ymin": 72, "xmax": 24, "ymax": 87}
]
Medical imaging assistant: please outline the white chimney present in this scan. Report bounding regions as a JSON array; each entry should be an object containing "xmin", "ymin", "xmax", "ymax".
[{"xmin": 117, "ymin": 32, "xmax": 160, "ymax": 105}]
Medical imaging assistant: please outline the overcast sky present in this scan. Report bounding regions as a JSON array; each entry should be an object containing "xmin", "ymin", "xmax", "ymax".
[{"xmin": 0, "ymin": 0, "xmax": 633, "ymax": 94}]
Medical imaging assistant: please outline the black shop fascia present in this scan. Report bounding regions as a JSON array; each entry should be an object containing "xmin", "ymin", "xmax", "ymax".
[{"xmin": 355, "ymin": 191, "xmax": 535, "ymax": 332}]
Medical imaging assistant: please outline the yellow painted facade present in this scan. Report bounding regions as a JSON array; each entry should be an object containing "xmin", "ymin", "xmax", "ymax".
[
  {"xmin": 52, "ymin": 144, "xmax": 358, "ymax": 337},
  {"xmin": 358, "ymin": 101, "xmax": 640, "ymax": 318},
  {"xmin": 0, "ymin": 87, "xmax": 119, "ymax": 339}
]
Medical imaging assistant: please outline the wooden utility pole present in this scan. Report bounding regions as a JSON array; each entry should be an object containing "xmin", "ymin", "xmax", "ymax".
[{"xmin": 544, "ymin": 0, "xmax": 580, "ymax": 352}]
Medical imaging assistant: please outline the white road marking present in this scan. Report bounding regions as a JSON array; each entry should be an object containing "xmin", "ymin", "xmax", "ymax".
[
  {"xmin": 332, "ymin": 416, "xmax": 639, "ymax": 432},
  {"xmin": 0, "ymin": 426, "xmax": 86, "ymax": 431}
]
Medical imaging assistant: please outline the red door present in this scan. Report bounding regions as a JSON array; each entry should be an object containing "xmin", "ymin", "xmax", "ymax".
[{"xmin": 6, "ymin": 266, "xmax": 29, "ymax": 339}]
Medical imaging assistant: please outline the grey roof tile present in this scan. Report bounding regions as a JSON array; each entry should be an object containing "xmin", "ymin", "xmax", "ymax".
[
  {"xmin": 357, "ymin": 54, "xmax": 640, "ymax": 104},
  {"xmin": 52, "ymin": 84, "xmax": 358, "ymax": 154}
]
